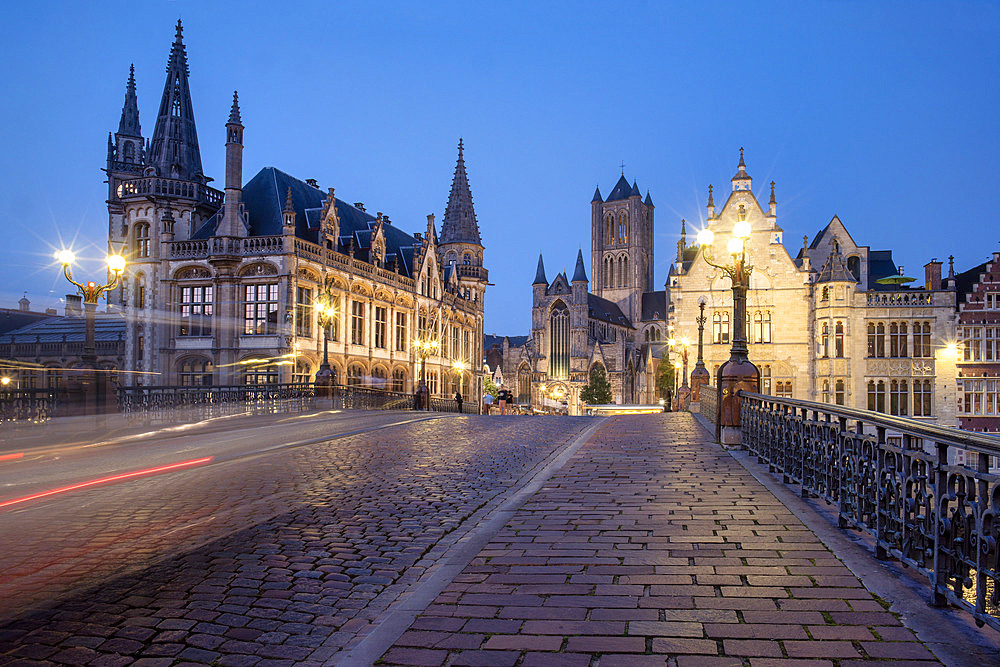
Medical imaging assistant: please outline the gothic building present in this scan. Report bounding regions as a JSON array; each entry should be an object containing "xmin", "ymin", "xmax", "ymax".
[
  {"xmin": 510, "ymin": 152, "xmax": 959, "ymax": 422},
  {"xmin": 106, "ymin": 22, "xmax": 487, "ymax": 393}
]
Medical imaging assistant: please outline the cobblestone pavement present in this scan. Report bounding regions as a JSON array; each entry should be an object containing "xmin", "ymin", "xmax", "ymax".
[
  {"xmin": 0, "ymin": 415, "xmax": 587, "ymax": 666},
  {"xmin": 380, "ymin": 414, "xmax": 945, "ymax": 666}
]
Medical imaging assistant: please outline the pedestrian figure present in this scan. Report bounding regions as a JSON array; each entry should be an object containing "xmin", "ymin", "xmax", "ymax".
[
  {"xmin": 455, "ymin": 391, "xmax": 463, "ymax": 413},
  {"xmin": 497, "ymin": 385, "xmax": 510, "ymax": 415}
]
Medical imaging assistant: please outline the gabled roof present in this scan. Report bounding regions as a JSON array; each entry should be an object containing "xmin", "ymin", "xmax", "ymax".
[
  {"xmin": 606, "ymin": 175, "xmax": 634, "ymax": 202},
  {"xmin": 588, "ymin": 293, "xmax": 634, "ymax": 328},
  {"xmin": 192, "ymin": 167, "xmax": 419, "ymax": 279},
  {"xmin": 640, "ymin": 291, "xmax": 667, "ymax": 322},
  {"xmin": 810, "ymin": 215, "xmax": 860, "ymax": 250},
  {"xmin": 955, "ymin": 261, "xmax": 989, "ymax": 307}
]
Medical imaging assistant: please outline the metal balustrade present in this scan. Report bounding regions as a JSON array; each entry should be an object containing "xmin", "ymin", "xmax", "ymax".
[
  {"xmin": 0, "ymin": 389, "xmax": 67, "ymax": 423},
  {"xmin": 740, "ymin": 391, "xmax": 1000, "ymax": 631}
]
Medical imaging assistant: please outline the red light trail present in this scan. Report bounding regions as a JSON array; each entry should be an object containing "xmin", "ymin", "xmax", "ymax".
[
  {"xmin": 0, "ymin": 457, "xmax": 213, "ymax": 510},
  {"xmin": 0, "ymin": 453, "xmax": 24, "ymax": 462}
]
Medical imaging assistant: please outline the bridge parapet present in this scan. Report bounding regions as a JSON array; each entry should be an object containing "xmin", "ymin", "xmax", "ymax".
[{"xmin": 740, "ymin": 391, "xmax": 1000, "ymax": 632}]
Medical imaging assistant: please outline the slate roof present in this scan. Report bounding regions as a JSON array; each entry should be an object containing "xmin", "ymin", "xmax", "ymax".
[
  {"xmin": 816, "ymin": 251, "xmax": 857, "ymax": 283},
  {"xmin": 193, "ymin": 168, "xmax": 420, "ymax": 279},
  {"xmin": 533, "ymin": 255, "xmax": 548, "ymax": 285},
  {"xmin": 606, "ymin": 175, "xmax": 634, "ymax": 202},
  {"xmin": 2, "ymin": 313, "xmax": 126, "ymax": 343},
  {"xmin": 483, "ymin": 334, "xmax": 529, "ymax": 350},
  {"xmin": 592, "ymin": 186, "xmax": 603, "ymax": 203},
  {"xmin": 640, "ymin": 291, "xmax": 667, "ymax": 322},
  {"xmin": 588, "ymin": 294, "xmax": 633, "ymax": 328},
  {"xmin": 0, "ymin": 309, "xmax": 57, "ymax": 335},
  {"xmin": 572, "ymin": 249, "xmax": 588, "ymax": 282},
  {"xmin": 440, "ymin": 139, "xmax": 482, "ymax": 245},
  {"xmin": 867, "ymin": 250, "xmax": 900, "ymax": 290}
]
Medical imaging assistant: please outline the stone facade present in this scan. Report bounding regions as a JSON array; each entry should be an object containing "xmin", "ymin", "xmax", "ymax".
[
  {"xmin": 954, "ymin": 252, "xmax": 1000, "ymax": 436},
  {"xmin": 105, "ymin": 22, "xmax": 486, "ymax": 393}
]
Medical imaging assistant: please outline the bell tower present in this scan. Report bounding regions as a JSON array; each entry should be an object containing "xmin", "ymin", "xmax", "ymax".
[{"xmin": 590, "ymin": 174, "xmax": 654, "ymax": 324}]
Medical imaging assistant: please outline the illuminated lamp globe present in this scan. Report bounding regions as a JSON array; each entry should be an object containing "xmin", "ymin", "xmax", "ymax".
[
  {"xmin": 681, "ymin": 336, "xmax": 691, "ymax": 346},
  {"xmin": 668, "ymin": 337, "xmax": 676, "ymax": 347},
  {"xmin": 696, "ymin": 228, "xmax": 714, "ymax": 246},
  {"xmin": 56, "ymin": 249, "xmax": 76, "ymax": 266},
  {"xmin": 107, "ymin": 254, "xmax": 126, "ymax": 273},
  {"xmin": 1, "ymin": 377, "xmax": 10, "ymax": 386},
  {"xmin": 727, "ymin": 237, "xmax": 744, "ymax": 255},
  {"xmin": 733, "ymin": 219, "xmax": 752, "ymax": 239}
]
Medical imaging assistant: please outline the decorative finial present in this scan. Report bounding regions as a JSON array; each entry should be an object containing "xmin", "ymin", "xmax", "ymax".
[
  {"xmin": 948, "ymin": 254, "xmax": 955, "ymax": 278},
  {"xmin": 458, "ymin": 138, "xmax": 464, "ymax": 158},
  {"xmin": 803, "ymin": 235, "xmax": 808, "ymax": 249},
  {"xmin": 228, "ymin": 91, "xmax": 242, "ymax": 124},
  {"xmin": 620, "ymin": 160, "xmax": 626, "ymax": 175},
  {"xmin": 681, "ymin": 218, "xmax": 686, "ymax": 235},
  {"xmin": 769, "ymin": 181, "xmax": 776, "ymax": 205},
  {"xmin": 128, "ymin": 63, "xmax": 135, "ymax": 85},
  {"xmin": 284, "ymin": 187, "xmax": 294, "ymax": 214},
  {"xmin": 707, "ymin": 184, "xmax": 714, "ymax": 208},
  {"xmin": 175, "ymin": 18, "xmax": 184, "ymax": 41},
  {"xmin": 738, "ymin": 147, "xmax": 745, "ymax": 168}
]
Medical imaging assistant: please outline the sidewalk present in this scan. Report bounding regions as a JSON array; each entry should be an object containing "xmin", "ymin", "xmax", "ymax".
[{"xmin": 378, "ymin": 413, "xmax": 963, "ymax": 666}]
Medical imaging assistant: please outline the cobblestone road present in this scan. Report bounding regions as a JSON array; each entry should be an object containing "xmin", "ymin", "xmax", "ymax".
[
  {"xmin": 0, "ymin": 415, "xmax": 586, "ymax": 666},
  {"xmin": 380, "ymin": 415, "xmax": 944, "ymax": 666}
]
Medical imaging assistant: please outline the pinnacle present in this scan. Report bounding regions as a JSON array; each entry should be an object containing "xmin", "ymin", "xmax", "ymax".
[
  {"xmin": 440, "ymin": 139, "xmax": 481, "ymax": 246},
  {"xmin": 228, "ymin": 91, "xmax": 242, "ymax": 124},
  {"xmin": 284, "ymin": 187, "xmax": 294, "ymax": 214},
  {"xmin": 175, "ymin": 18, "xmax": 184, "ymax": 43}
]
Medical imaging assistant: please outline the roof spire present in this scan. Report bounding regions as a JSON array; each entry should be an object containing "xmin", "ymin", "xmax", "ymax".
[
  {"xmin": 769, "ymin": 180, "xmax": 776, "ymax": 204},
  {"xmin": 592, "ymin": 185, "xmax": 603, "ymax": 203},
  {"xmin": 228, "ymin": 90, "xmax": 242, "ymax": 125},
  {"xmin": 731, "ymin": 148, "xmax": 751, "ymax": 190},
  {"xmin": 148, "ymin": 19, "xmax": 204, "ymax": 182},
  {"xmin": 533, "ymin": 254, "xmax": 548, "ymax": 285},
  {"xmin": 117, "ymin": 64, "xmax": 141, "ymax": 137},
  {"xmin": 948, "ymin": 254, "xmax": 955, "ymax": 279},
  {"xmin": 284, "ymin": 186, "xmax": 294, "ymax": 214},
  {"xmin": 440, "ymin": 139, "xmax": 481, "ymax": 246},
  {"xmin": 738, "ymin": 147, "xmax": 745, "ymax": 168},
  {"xmin": 572, "ymin": 248, "xmax": 588, "ymax": 283},
  {"xmin": 707, "ymin": 184, "xmax": 714, "ymax": 208}
]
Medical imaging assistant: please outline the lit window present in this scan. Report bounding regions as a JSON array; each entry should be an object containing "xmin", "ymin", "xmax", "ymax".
[
  {"xmin": 351, "ymin": 301, "xmax": 365, "ymax": 345},
  {"xmin": 243, "ymin": 284, "xmax": 278, "ymax": 335},
  {"xmin": 179, "ymin": 358, "xmax": 213, "ymax": 386},
  {"xmin": 180, "ymin": 285, "xmax": 213, "ymax": 336}
]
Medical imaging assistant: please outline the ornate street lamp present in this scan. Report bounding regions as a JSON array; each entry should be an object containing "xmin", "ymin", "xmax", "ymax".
[
  {"xmin": 57, "ymin": 249, "xmax": 126, "ymax": 413},
  {"xmin": 690, "ymin": 298, "xmax": 711, "ymax": 402},
  {"xmin": 695, "ymin": 204, "xmax": 760, "ymax": 444},
  {"xmin": 413, "ymin": 337, "xmax": 439, "ymax": 410},
  {"xmin": 314, "ymin": 287, "xmax": 337, "ymax": 396}
]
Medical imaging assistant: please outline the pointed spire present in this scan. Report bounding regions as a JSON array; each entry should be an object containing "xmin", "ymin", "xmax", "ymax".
[
  {"xmin": 769, "ymin": 180, "xmax": 776, "ymax": 204},
  {"xmin": 572, "ymin": 249, "xmax": 588, "ymax": 283},
  {"xmin": 148, "ymin": 19, "xmax": 204, "ymax": 182},
  {"xmin": 117, "ymin": 64, "xmax": 141, "ymax": 137},
  {"xmin": 631, "ymin": 180, "xmax": 640, "ymax": 197},
  {"xmin": 732, "ymin": 147, "xmax": 751, "ymax": 189},
  {"xmin": 228, "ymin": 91, "xmax": 242, "ymax": 125},
  {"xmin": 592, "ymin": 185, "xmax": 603, "ymax": 203},
  {"xmin": 681, "ymin": 218, "xmax": 687, "ymax": 237},
  {"xmin": 283, "ymin": 187, "xmax": 294, "ymax": 214},
  {"xmin": 440, "ymin": 138, "xmax": 482, "ymax": 245},
  {"xmin": 607, "ymin": 175, "xmax": 633, "ymax": 201},
  {"xmin": 707, "ymin": 184, "xmax": 714, "ymax": 208},
  {"xmin": 644, "ymin": 190, "xmax": 653, "ymax": 207},
  {"xmin": 426, "ymin": 213, "xmax": 437, "ymax": 246},
  {"xmin": 738, "ymin": 146, "xmax": 745, "ymax": 168},
  {"xmin": 533, "ymin": 254, "xmax": 548, "ymax": 285}
]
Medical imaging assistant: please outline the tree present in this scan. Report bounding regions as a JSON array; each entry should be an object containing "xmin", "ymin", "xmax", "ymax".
[
  {"xmin": 580, "ymin": 364, "xmax": 613, "ymax": 405},
  {"xmin": 483, "ymin": 376, "xmax": 499, "ymax": 400},
  {"xmin": 656, "ymin": 360, "xmax": 675, "ymax": 399}
]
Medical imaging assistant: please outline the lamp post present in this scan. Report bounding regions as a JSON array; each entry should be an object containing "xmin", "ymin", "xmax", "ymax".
[
  {"xmin": 314, "ymin": 289, "xmax": 337, "ymax": 398},
  {"xmin": 668, "ymin": 336, "xmax": 692, "ymax": 410},
  {"xmin": 56, "ymin": 249, "xmax": 126, "ymax": 414},
  {"xmin": 413, "ymin": 337, "xmax": 439, "ymax": 410},
  {"xmin": 696, "ymin": 204, "xmax": 760, "ymax": 444},
  {"xmin": 691, "ymin": 298, "xmax": 710, "ymax": 401}
]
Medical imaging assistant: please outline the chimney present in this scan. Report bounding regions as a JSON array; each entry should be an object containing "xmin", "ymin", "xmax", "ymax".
[
  {"xmin": 65, "ymin": 294, "xmax": 83, "ymax": 317},
  {"xmin": 354, "ymin": 202, "xmax": 366, "ymax": 211},
  {"xmin": 305, "ymin": 178, "xmax": 319, "ymax": 188},
  {"xmin": 924, "ymin": 259, "xmax": 942, "ymax": 291}
]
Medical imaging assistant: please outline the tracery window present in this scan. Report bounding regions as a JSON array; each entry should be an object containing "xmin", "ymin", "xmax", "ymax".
[
  {"xmin": 244, "ymin": 284, "xmax": 278, "ymax": 335},
  {"xmin": 868, "ymin": 380, "xmax": 886, "ymax": 413},
  {"xmin": 867, "ymin": 322, "xmax": 886, "ymax": 357},
  {"xmin": 713, "ymin": 312, "xmax": 730, "ymax": 344},
  {"xmin": 548, "ymin": 301, "xmax": 570, "ymax": 380},
  {"xmin": 889, "ymin": 322, "xmax": 908, "ymax": 357},
  {"xmin": 821, "ymin": 322, "xmax": 830, "ymax": 357},
  {"xmin": 775, "ymin": 381, "xmax": 792, "ymax": 398},
  {"xmin": 822, "ymin": 379, "xmax": 830, "ymax": 403},
  {"xmin": 180, "ymin": 285, "xmax": 213, "ymax": 336},
  {"xmin": 371, "ymin": 366, "xmax": 387, "ymax": 389},
  {"xmin": 179, "ymin": 358, "xmax": 213, "ymax": 386},
  {"xmin": 135, "ymin": 222, "xmax": 150, "ymax": 258},
  {"xmin": 890, "ymin": 379, "xmax": 908, "ymax": 416},
  {"xmin": 347, "ymin": 363, "xmax": 365, "ymax": 386}
]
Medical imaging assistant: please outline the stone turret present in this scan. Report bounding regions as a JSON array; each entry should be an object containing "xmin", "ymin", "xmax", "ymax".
[{"xmin": 217, "ymin": 91, "xmax": 245, "ymax": 237}]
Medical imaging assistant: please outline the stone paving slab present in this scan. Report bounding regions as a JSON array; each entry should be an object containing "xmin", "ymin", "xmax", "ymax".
[
  {"xmin": 0, "ymin": 416, "xmax": 587, "ymax": 666},
  {"xmin": 378, "ymin": 414, "xmax": 944, "ymax": 665}
]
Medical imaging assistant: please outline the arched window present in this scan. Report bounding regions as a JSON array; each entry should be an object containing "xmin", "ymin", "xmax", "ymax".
[
  {"xmin": 134, "ymin": 273, "xmax": 146, "ymax": 309},
  {"xmin": 762, "ymin": 311, "xmax": 772, "ymax": 343},
  {"xmin": 293, "ymin": 360, "xmax": 311, "ymax": 385},
  {"xmin": 243, "ymin": 364, "xmax": 278, "ymax": 385},
  {"xmin": 548, "ymin": 301, "xmax": 570, "ymax": 380},
  {"xmin": 761, "ymin": 365, "xmax": 771, "ymax": 394},
  {"xmin": 392, "ymin": 368, "xmax": 406, "ymax": 392},
  {"xmin": 463, "ymin": 253, "xmax": 471, "ymax": 265},
  {"xmin": 835, "ymin": 379, "xmax": 845, "ymax": 405},
  {"xmin": 123, "ymin": 142, "xmax": 134, "ymax": 162},
  {"xmin": 371, "ymin": 366, "xmax": 387, "ymax": 389},
  {"xmin": 618, "ymin": 211, "xmax": 628, "ymax": 244},
  {"xmin": 179, "ymin": 358, "xmax": 213, "ymax": 386},
  {"xmin": 868, "ymin": 380, "xmax": 886, "ymax": 412},
  {"xmin": 606, "ymin": 216, "xmax": 614, "ymax": 245},
  {"xmin": 890, "ymin": 380, "xmax": 908, "ymax": 416},
  {"xmin": 621, "ymin": 255, "xmax": 628, "ymax": 287},
  {"xmin": 754, "ymin": 312, "xmax": 764, "ymax": 344},
  {"xmin": 347, "ymin": 364, "xmax": 365, "ymax": 386},
  {"xmin": 847, "ymin": 256, "xmax": 861, "ymax": 282},
  {"xmin": 607, "ymin": 256, "xmax": 615, "ymax": 289},
  {"xmin": 135, "ymin": 222, "xmax": 150, "ymax": 258}
]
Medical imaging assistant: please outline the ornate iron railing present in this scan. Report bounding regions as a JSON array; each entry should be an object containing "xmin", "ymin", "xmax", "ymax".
[
  {"xmin": 428, "ymin": 396, "xmax": 478, "ymax": 414},
  {"xmin": 118, "ymin": 383, "xmax": 318, "ymax": 417},
  {"xmin": 334, "ymin": 384, "xmax": 413, "ymax": 411},
  {"xmin": 0, "ymin": 388, "xmax": 67, "ymax": 423},
  {"xmin": 698, "ymin": 383, "xmax": 719, "ymax": 429},
  {"xmin": 740, "ymin": 391, "xmax": 1000, "ymax": 631}
]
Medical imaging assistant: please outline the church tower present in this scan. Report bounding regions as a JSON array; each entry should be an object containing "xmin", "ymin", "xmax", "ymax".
[
  {"xmin": 590, "ymin": 174, "xmax": 655, "ymax": 324},
  {"xmin": 148, "ymin": 20, "xmax": 204, "ymax": 183},
  {"xmin": 439, "ymin": 139, "xmax": 488, "ymax": 305}
]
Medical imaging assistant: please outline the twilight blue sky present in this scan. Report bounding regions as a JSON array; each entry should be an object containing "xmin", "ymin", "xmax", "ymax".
[{"xmin": 1, "ymin": 1, "xmax": 997, "ymax": 336}]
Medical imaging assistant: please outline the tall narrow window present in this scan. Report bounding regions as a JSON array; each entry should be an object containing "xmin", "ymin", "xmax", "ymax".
[
  {"xmin": 606, "ymin": 217, "xmax": 613, "ymax": 245},
  {"xmin": 622, "ymin": 255, "xmax": 628, "ymax": 287},
  {"xmin": 374, "ymin": 306, "xmax": 387, "ymax": 349},
  {"xmin": 868, "ymin": 381, "xmax": 877, "ymax": 411},
  {"xmin": 180, "ymin": 285, "xmax": 213, "ymax": 336},
  {"xmin": 835, "ymin": 321, "xmax": 845, "ymax": 358},
  {"xmin": 451, "ymin": 327, "xmax": 460, "ymax": 362},
  {"xmin": 243, "ymin": 284, "xmax": 278, "ymax": 335},
  {"xmin": 549, "ymin": 301, "xmax": 570, "ymax": 380},
  {"xmin": 876, "ymin": 323, "xmax": 886, "ymax": 357},
  {"xmin": 822, "ymin": 323, "xmax": 830, "ymax": 357},
  {"xmin": 755, "ymin": 312, "xmax": 764, "ymax": 344},
  {"xmin": 714, "ymin": 313, "xmax": 722, "ymax": 344},
  {"xmin": 351, "ymin": 301, "xmax": 365, "ymax": 345},
  {"xmin": 761, "ymin": 365, "xmax": 772, "ymax": 394},
  {"xmin": 392, "ymin": 368, "xmax": 406, "ymax": 392},
  {"xmin": 762, "ymin": 311, "xmax": 772, "ymax": 343},
  {"xmin": 135, "ymin": 222, "xmax": 150, "ymax": 258},
  {"xmin": 822, "ymin": 380, "xmax": 830, "ymax": 403},
  {"xmin": 295, "ymin": 287, "xmax": 312, "ymax": 337},
  {"xmin": 135, "ymin": 273, "xmax": 146, "ymax": 309},
  {"xmin": 835, "ymin": 379, "xmax": 845, "ymax": 405},
  {"xmin": 395, "ymin": 312, "xmax": 407, "ymax": 351}
]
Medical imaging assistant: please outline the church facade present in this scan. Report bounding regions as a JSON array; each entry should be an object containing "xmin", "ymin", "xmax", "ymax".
[
  {"xmin": 515, "ymin": 152, "xmax": 959, "ymax": 423},
  {"xmin": 106, "ymin": 22, "xmax": 486, "ymax": 394}
]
